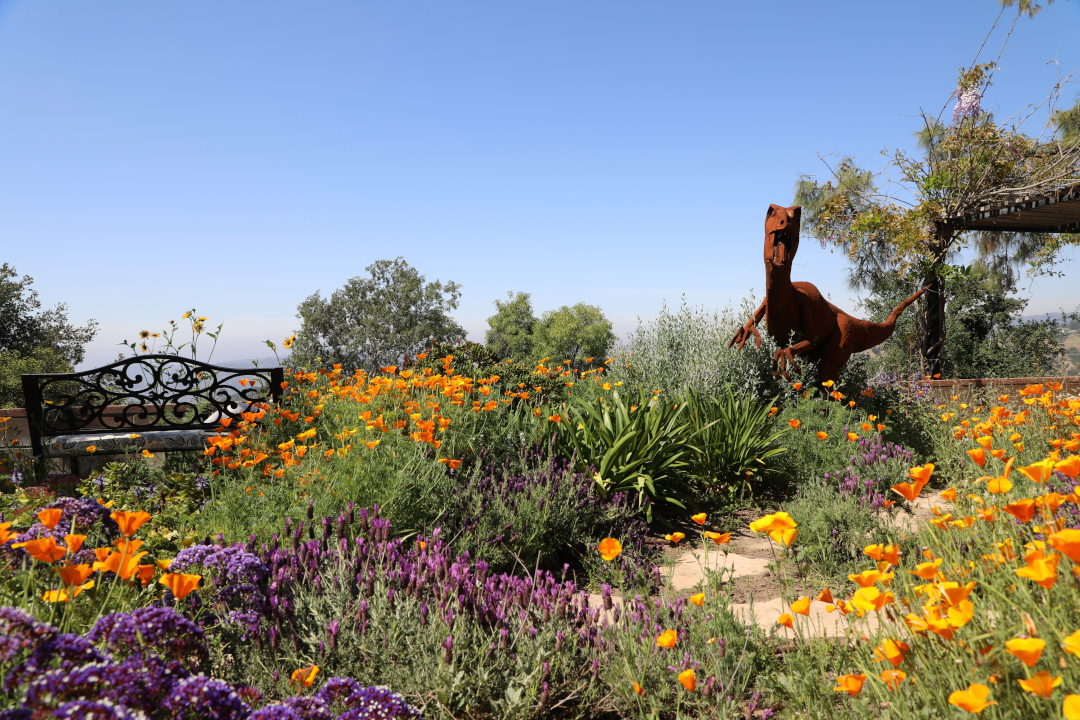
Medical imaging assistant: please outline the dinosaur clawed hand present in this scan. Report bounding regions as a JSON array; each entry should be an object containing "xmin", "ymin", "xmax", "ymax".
[
  {"xmin": 728, "ymin": 323, "xmax": 763, "ymax": 351},
  {"xmin": 772, "ymin": 347, "xmax": 800, "ymax": 382}
]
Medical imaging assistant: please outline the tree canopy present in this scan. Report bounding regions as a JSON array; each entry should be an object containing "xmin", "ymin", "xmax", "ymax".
[
  {"xmin": 532, "ymin": 303, "xmax": 616, "ymax": 368},
  {"xmin": 289, "ymin": 258, "xmax": 464, "ymax": 373},
  {"xmin": 0, "ymin": 263, "xmax": 99, "ymax": 407},
  {"xmin": 484, "ymin": 291, "xmax": 537, "ymax": 363},
  {"xmin": 794, "ymin": 28, "xmax": 1080, "ymax": 375}
]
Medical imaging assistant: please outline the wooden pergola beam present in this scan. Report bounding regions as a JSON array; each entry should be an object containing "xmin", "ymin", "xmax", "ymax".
[{"xmin": 946, "ymin": 182, "xmax": 1080, "ymax": 233}]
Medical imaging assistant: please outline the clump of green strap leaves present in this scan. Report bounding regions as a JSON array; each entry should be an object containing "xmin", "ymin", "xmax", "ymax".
[{"xmin": 532, "ymin": 388, "xmax": 788, "ymax": 521}]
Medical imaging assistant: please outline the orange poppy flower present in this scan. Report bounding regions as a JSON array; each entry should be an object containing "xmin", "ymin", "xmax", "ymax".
[
  {"xmin": 847, "ymin": 432, "xmax": 859, "ymax": 442},
  {"xmin": 1005, "ymin": 637, "xmax": 1045, "ymax": 667},
  {"xmin": 768, "ymin": 527, "xmax": 798, "ymax": 547},
  {"xmin": 691, "ymin": 513, "xmax": 707, "ymax": 525},
  {"xmin": 1018, "ymin": 671, "xmax": 1061, "ymax": 697},
  {"xmin": 949, "ymin": 683, "xmax": 996, "ymax": 713},
  {"xmin": 64, "ymin": 534, "xmax": 86, "ymax": 554},
  {"xmin": 704, "ymin": 531, "xmax": 731, "ymax": 545},
  {"xmin": 1055, "ymin": 456, "xmax": 1080, "ymax": 479},
  {"xmin": 880, "ymin": 669, "xmax": 906, "ymax": 691},
  {"xmin": 689, "ymin": 593, "xmax": 704, "ymax": 607},
  {"xmin": 111, "ymin": 511, "xmax": 151, "ymax": 536},
  {"xmin": 909, "ymin": 463, "xmax": 934, "ymax": 484},
  {"xmin": 42, "ymin": 580, "xmax": 94, "ymax": 603},
  {"xmin": 851, "ymin": 586, "xmax": 894, "ymax": 613},
  {"xmin": 677, "ymin": 668, "xmax": 696, "ymax": 691},
  {"xmin": 788, "ymin": 419, "xmax": 801, "ymax": 430},
  {"xmin": 1048, "ymin": 529, "xmax": 1080, "ymax": 563},
  {"xmin": 967, "ymin": 448, "xmax": 987, "ymax": 467},
  {"xmin": 891, "ymin": 479, "xmax": 927, "ymax": 502},
  {"xmin": 873, "ymin": 639, "xmax": 910, "ymax": 668},
  {"xmin": 598, "ymin": 538, "xmax": 622, "ymax": 561},
  {"xmin": 1064, "ymin": 695, "xmax": 1080, "ymax": 720},
  {"xmin": 1018, "ymin": 459, "xmax": 1057, "ymax": 484},
  {"xmin": 632, "ymin": 681, "xmax": 643, "ymax": 695},
  {"xmin": 16, "ymin": 537, "xmax": 67, "ymax": 563},
  {"xmin": 656, "ymin": 629, "xmax": 677, "ymax": 648},
  {"xmin": 834, "ymin": 674, "xmax": 866, "ymax": 696},
  {"xmin": 1016, "ymin": 554, "xmax": 1060, "ymax": 589},
  {"xmin": 37, "ymin": 508, "xmax": 63, "ymax": 530},
  {"xmin": 291, "ymin": 664, "xmax": 321, "ymax": 689},
  {"xmin": 777, "ymin": 613, "xmax": 794, "ymax": 628},
  {"xmin": 1003, "ymin": 500, "xmax": 1036, "ymax": 523},
  {"xmin": 940, "ymin": 487, "xmax": 957, "ymax": 502},
  {"xmin": 160, "ymin": 572, "xmax": 201, "ymax": 599},
  {"xmin": 791, "ymin": 596, "xmax": 811, "ymax": 615},
  {"xmin": 56, "ymin": 564, "xmax": 95, "ymax": 586},
  {"xmin": 816, "ymin": 431, "xmax": 828, "ymax": 440},
  {"xmin": 817, "ymin": 588, "xmax": 834, "ymax": 604}
]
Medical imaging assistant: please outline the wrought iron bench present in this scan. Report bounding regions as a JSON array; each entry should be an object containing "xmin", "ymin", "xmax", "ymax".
[{"xmin": 21, "ymin": 355, "xmax": 284, "ymax": 473}]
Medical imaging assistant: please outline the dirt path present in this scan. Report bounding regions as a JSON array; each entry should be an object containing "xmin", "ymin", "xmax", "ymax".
[{"xmin": 590, "ymin": 492, "xmax": 953, "ymax": 638}]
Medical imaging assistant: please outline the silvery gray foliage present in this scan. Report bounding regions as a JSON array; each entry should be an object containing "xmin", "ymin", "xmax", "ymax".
[{"xmin": 609, "ymin": 295, "xmax": 779, "ymax": 400}]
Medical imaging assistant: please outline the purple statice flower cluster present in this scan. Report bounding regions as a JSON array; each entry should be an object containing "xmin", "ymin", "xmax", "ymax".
[
  {"xmin": 170, "ymin": 542, "xmax": 270, "ymax": 637},
  {"xmin": 0, "ymin": 605, "xmax": 423, "ymax": 720},
  {"xmin": 952, "ymin": 84, "xmax": 982, "ymax": 124}
]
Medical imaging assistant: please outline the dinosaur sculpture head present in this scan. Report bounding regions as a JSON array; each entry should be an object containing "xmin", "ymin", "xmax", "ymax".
[{"xmin": 764, "ymin": 204, "xmax": 802, "ymax": 273}]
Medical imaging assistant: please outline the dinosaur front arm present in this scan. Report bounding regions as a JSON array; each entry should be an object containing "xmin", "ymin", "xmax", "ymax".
[{"xmin": 728, "ymin": 300, "xmax": 767, "ymax": 350}]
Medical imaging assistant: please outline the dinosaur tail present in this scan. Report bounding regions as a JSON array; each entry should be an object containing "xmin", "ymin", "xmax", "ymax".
[{"xmin": 853, "ymin": 286, "xmax": 931, "ymax": 353}]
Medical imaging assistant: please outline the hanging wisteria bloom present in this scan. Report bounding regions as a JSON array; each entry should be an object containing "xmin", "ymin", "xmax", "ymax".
[{"xmin": 952, "ymin": 84, "xmax": 982, "ymax": 124}]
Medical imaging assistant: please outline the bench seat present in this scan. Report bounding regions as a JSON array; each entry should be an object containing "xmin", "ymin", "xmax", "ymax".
[{"xmin": 43, "ymin": 429, "xmax": 216, "ymax": 458}]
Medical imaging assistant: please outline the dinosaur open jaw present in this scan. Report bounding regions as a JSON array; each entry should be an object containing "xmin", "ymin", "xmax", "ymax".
[{"xmin": 771, "ymin": 241, "xmax": 788, "ymax": 266}]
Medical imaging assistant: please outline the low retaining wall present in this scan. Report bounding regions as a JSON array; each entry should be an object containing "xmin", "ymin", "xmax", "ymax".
[{"xmin": 925, "ymin": 376, "xmax": 1080, "ymax": 401}]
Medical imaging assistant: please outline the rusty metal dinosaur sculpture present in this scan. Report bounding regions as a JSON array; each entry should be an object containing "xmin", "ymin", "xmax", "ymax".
[{"xmin": 729, "ymin": 203, "xmax": 927, "ymax": 384}]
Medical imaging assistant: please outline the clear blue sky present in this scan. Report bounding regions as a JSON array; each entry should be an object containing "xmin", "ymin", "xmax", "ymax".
[{"xmin": 1, "ymin": 0, "xmax": 1078, "ymax": 368}]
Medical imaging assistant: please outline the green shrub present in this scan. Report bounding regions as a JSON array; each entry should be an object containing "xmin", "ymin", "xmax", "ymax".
[{"xmin": 609, "ymin": 296, "xmax": 780, "ymax": 400}]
